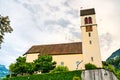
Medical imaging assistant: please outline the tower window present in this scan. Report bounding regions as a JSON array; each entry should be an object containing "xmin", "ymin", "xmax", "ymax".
[
  {"xmin": 88, "ymin": 17, "xmax": 92, "ymax": 24},
  {"xmin": 84, "ymin": 17, "xmax": 88, "ymax": 24},
  {"xmin": 89, "ymin": 40, "xmax": 92, "ymax": 44},
  {"xmin": 84, "ymin": 17, "xmax": 92, "ymax": 24},
  {"xmin": 86, "ymin": 26, "xmax": 93, "ymax": 32},
  {"xmin": 91, "ymin": 57, "xmax": 94, "ymax": 61},
  {"xmin": 88, "ymin": 33, "xmax": 91, "ymax": 37}
]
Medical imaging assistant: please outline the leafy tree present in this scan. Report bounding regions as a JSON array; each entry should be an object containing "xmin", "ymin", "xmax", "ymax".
[
  {"xmin": 25, "ymin": 62, "xmax": 35, "ymax": 75},
  {"xmin": 85, "ymin": 63, "xmax": 97, "ymax": 70},
  {"xmin": 107, "ymin": 56, "xmax": 120, "ymax": 68},
  {"xmin": 15, "ymin": 56, "xmax": 27, "ymax": 75},
  {"xmin": 9, "ymin": 56, "xmax": 27, "ymax": 76},
  {"xmin": 103, "ymin": 56, "xmax": 120, "ymax": 80},
  {"xmin": 34, "ymin": 55, "xmax": 56, "ymax": 73},
  {"xmin": 50, "ymin": 66, "xmax": 69, "ymax": 73},
  {"xmin": 0, "ymin": 15, "xmax": 13, "ymax": 47},
  {"xmin": 9, "ymin": 63, "xmax": 17, "ymax": 77},
  {"xmin": 9, "ymin": 55, "xmax": 56, "ymax": 77}
]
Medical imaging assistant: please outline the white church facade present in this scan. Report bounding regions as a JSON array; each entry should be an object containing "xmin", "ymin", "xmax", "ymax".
[{"xmin": 24, "ymin": 8, "xmax": 102, "ymax": 70}]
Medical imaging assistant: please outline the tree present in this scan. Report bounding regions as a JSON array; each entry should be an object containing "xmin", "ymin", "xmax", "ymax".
[
  {"xmin": 9, "ymin": 56, "xmax": 35, "ymax": 76},
  {"xmin": 50, "ymin": 66, "xmax": 69, "ymax": 73},
  {"xmin": 0, "ymin": 15, "xmax": 13, "ymax": 47},
  {"xmin": 9, "ymin": 63, "xmax": 17, "ymax": 77},
  {"xmin": 103, "ymin": 57, "xmax": 120, "ymax": 80},
  {"xmin": 107, "ymin": 56, "xmax": 120, "ymax": 68},
  {"xmin": 25, "ymin": 62, "xmax": 34, "ymax": 75},
  {"xmin": 9, "ymin": 55, "xmax": 56, "ymax": 77},
  {"xmin": 34, "ymin": 55, "xmax": 56, "ymax": 73},
  {"xmin": 9, "ymin": 56, "xmax": 27, "ymax": 76}
]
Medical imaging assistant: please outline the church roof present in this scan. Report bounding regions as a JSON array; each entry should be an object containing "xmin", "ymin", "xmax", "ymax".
[
  {"xmin": 80, "ymin": 8, "xmax": 95, "ymax": 16},
  {"xmin": 25, "ymin": 42, "xmax": 82, "ymax": 55}
]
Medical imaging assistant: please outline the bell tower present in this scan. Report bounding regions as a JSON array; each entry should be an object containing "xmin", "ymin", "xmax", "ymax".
[{"xmin": 80, "ymin": 8, "xmax": 102, "ymax": 68}]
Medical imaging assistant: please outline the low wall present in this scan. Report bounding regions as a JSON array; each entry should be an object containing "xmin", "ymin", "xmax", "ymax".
[{"xmin": 81, "ymin": 69, "xmax": 118, "ymax": 80}]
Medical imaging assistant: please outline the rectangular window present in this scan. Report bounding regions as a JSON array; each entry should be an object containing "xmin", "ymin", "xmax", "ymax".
[
  {"xmin": 88, "ymin": 33, "xmax": 91, "ymax": 37},
  {"xmin": 86, "ymin": 26, "xmax": 93, "ymax": 32},
  {"xmin": 91, "ymin": 57, "xmax": 94, "ymax": 62},
  {"xmin": 89, "ymin": 40, "xmax": 92, "ymax": 44}
]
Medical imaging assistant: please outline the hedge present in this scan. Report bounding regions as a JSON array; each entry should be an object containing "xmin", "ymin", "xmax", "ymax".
[{"xmin": 3, "ymin": 70, "xmax": 81, "ymax": 80}]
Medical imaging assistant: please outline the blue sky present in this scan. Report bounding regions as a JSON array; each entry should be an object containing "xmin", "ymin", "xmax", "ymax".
[{"xmin": 0, "ymin": 0, "xmax": 120, "ymax": 68}]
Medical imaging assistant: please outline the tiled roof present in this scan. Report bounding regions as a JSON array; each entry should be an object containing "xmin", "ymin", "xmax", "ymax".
[
  {"xmin": 25, "ymin": 42, "xmax": 82, "ymax": 55},
  {"xmin": 80, "ymin": 8, "xmax": 95, "ymax": 16}
]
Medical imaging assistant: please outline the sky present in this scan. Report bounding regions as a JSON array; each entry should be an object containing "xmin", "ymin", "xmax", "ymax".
[{"xmin": 0, "ymin": 0, "xmax": 120, "ymax": 68}]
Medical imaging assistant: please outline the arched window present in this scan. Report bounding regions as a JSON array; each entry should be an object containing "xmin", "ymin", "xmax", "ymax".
[
  {"xmin": 88, "ymin": 17, "xmax": 92, "ymax": 24},
  {"xmin": 84, "ymin": 17, "xmax": 88, "ymax": 24}
]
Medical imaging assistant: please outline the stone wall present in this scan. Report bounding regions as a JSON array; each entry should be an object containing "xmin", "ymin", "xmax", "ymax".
[{"xmin": 81, "ymin": 69, "xmax": 118, "ymax": 80}]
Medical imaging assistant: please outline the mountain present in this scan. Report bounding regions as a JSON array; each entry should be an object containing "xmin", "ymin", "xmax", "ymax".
[
  {"xmin": 106, "ymin": 48, "xmax": 120, "ymax": 61},
  {"xmin": 0, "ymin": 64, "xmax": 10, "ymax": 79}
]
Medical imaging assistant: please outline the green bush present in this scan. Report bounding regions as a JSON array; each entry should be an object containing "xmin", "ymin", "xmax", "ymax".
[
  {"xmin": 85, "ymin": 63, "xmax": 97, "ymax": 70},
  {"xmin": 50, "ymin": 66, "xmax": 69, "ymax": 73},
  {"xmin": 73, "ymin": 76, "xmax": 80, "ymax": 80},
  {"xmin": 4, "ymin": 70, "xmax": 81, "ymax": 80}
]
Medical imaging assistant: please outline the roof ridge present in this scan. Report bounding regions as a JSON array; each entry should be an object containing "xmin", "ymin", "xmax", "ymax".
[{"xmin": 32, "ymin": 42, "xmax": 82, "ymax": 47}]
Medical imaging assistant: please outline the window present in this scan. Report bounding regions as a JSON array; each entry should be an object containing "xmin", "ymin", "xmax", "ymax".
[
  {"xmin": 89, "ymin": 40, "xmax": 92, "ymax": 44},
  {"xmin": 61, "ymin": 62, "xmax": 64, "ymax": 66},
  {"xmin": 91, "ymin": 57, "xmax": 94, "ymax": 61},
  {"xmin": 88, "ymin": 17, "xmax": 92, "ymax": 24},
  {"xmin": 84, "ymin": 17, "xmax": 88, "ymax": 24},
  {"xmin": 84, "ymin": 17, "xmax": 92, "ymax": 24},
  {"xmin": 88, "ymin": 33, "xmax": 91, "ymax": 37},
  {"xmin": 86, "ymin": 26, "xmax": 93, "ymax": 32}
]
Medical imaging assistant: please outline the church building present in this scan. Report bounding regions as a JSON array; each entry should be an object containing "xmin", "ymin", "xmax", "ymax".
[{"xmin": 24, "ymin": 8, "xmax": 102, "ymax": 70}]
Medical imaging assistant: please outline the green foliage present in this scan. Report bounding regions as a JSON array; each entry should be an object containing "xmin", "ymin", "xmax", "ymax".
[
  {"xmin": 114, "ymin": 68, "xmax": 120, "ymax": 80},
  {"xmin": 3, "ymin": 70, "xmax": 81, "ymax": 80},
  {"xmin": 50, "ymin": 66, "xmax": 69, "ymax": 73},
  {"xmin": 8, "ymin": 55, "xmax": 56, "ymax": 77},
  {"xmin": 34, "ymin": 55, "xmax": 56, "ymax": 73},
  {"xmin": 0, "ymin": 15, "xmax": 13, "ymax": 47},
  {"xmin": 103, "ymin": 56, "xmax": 120, "ymax": 80},
  {"xmin": 73, "ymin": 76, "xmax": 80, "ymax": 80},
  {"xmin": 107, "ymin": 56, "xmax": 120, "ymax": 68},
  {"xmin": 9, "ymin": 56, "xmax": 35, "ymax": 76},
  {"xmin": 107, "ymin": 64, "xmax": 115, "ymax": 73},
  {"xmin": 25, "ymin": 63, "xmax": 35, "ymax": 75},
  {"xmin": 85, "ymin": 63, "xmax": 97, "ymax": 70}
]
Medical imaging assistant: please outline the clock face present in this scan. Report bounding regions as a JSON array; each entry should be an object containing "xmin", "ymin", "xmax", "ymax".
[{"xmin": 86, "ymin": 26, "xmax": 93, "ymax": 32}]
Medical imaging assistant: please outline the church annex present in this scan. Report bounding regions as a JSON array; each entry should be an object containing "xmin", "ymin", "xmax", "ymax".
[{"xmin": 24, "ymin": 8, "xmax": 102, "ymax": 70}]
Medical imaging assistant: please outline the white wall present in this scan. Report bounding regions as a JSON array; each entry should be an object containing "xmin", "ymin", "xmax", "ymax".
[{"xmin": 53, "ymin": 54, "xmax": 84, "ymax": 70}]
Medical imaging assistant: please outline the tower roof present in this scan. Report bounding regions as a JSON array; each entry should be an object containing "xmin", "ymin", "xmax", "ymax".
[{"xmin": 80, "ymin": 8, "xmax": 95, "ymax": 16}]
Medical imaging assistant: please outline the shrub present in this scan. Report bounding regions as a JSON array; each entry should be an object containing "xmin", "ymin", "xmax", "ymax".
[
  {"xmin": 73, "ymin": 76, "xmax": 80, "ymax": 80},
  {"xmin": 85, "ymin": 63, "xmax": 97, "ymax": 70},
  {"xmin": 50, "ymin": 66, "xmax": 69, "ymax": 73}
]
